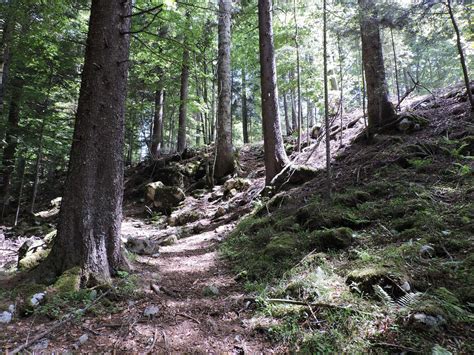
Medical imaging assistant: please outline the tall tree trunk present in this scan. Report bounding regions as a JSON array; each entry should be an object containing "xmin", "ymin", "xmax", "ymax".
[
  {"xmin": 30, "ymin": 119, "xmax": 45, "ymax": 213},
  {"xmin": 323, "ymin": 0, "xmax": 331, "ymax": 198},
  {"xmin": 151, "ymin": 83, "xmax": 165, "ymax": 159},
  {"xmin": 242, "ymin": 68, "xmax": 249, "ymax": 144},
  {"xmin": 1, "ymin": 78, "xmax": 24, "ymax": 218},
  {"xmin": 214, "ymin": 0, "xmax": 235, "ymax": 179},
  {"xmin": 359, "ymin": 0, "xmax": 395, "ymax": 136},
  {"xmin": 293, "ymin": 0, "xmax": 302, "ymax": 151},
  {"xmin": 337, "ymin": 35, "xmax": 344, "ymax": 147},
  {"xmin": 210, "ymin": 66, "xmax": 216, "ymax": 142},
  {"xmin": 0, "ymin": 7, "xmax": 14, "ymax": 113},
  {"xmin": 14, "ymin": 156, "xmax": 26, "ymax": 226},
  {"xmin": 258, "ymin": 0, "xmax": 289, "ymax": 185},
  {"xmin": 390, "ymin": 28, "xmax": 401, "ymax": 110},
  {"xmin": 177, "ymin": 13, "xmax": 191, "ymax": 153},
  {"xmin": 446, "ymin": 0, "xmax": 473, "ymax": 110},
  {"xmin": 39, "ymin": 0, "xmax": 132, "ymax": 285},
  {"xmin": 283, "ymin": 93, "xmax": 291, "ymax": 135}
]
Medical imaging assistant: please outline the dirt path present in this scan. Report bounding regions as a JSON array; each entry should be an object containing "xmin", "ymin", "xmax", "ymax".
[{"xmin": 106, "ymin": 217, "xmax": 276, "ymax": 353}]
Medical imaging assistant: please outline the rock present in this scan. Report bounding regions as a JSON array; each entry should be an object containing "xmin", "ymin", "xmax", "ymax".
[
  {"xmin": 223, "ymin": 178, "xmax": 250, "ymax": 197},
  {"xmin": 31, "ymin": 338, "xmax": 49, "ymax": 351},
  {"xmin": 309, "ymin": 227, "xmax": 354, "ymax": 250},
  {"xmin": 30, "ymin": 292, "xmax": 47, "ymax": 307},
  {"xmin": 53, "ymin": 267, "xmax": 81, "ymax": 294},
  {"xmin": 73, "ymin": 334, "xmax": 89, "ymax": 349},
  {"xmin": 160, "ymin": 234, "xmax": 178, "ymax": 246},
  {"xmin": 203, "ymin": 285, "xmax": 220, "ymax": 297},
  {"xmin": 18, "ymin": 239, "xmax": 51, "ymax": 270},
  {"xmin": 168, "ymin": 210, "xmax": 203, "ymax": 226},
  {"xmin": 398, "ymin": 118, "xmax": 412, "ymax": 132},
  {"xmin": 152, "ymin": 166, "xmax": 184, "ymax": 188},
  {"xmin": 0, "ymin": 311, "xmax": 12, "ymax": 324},
  {"xmin": 409, "ymin": 312, "xmax": 446, "ymax": 330},
  {"xmin": 214, "ymin": 206, "xmax": 226, "ymax": 218},
  {"xmin": 143, "ymin": 305, "xmax": 160, "ymax": 317},
  {"xmin": 145, "ymin": 182, "xmax": 163, "ymax": 203},
  {"xmin": 149, "ymin": 182, "xmax": 186, "ymax": 215},
  {"xmin": 50, "ymin": 197, "xmax": 62, "ymax": 208},
  {"xmin": 420, "ymin": 245, "xmax": 435, "ymax": 258},
  {"xmin": 346, "ymin": 267, "xmax": 393, "ymax": 295},
  {"xmin": 125, "ymin": 236, "xmax": 160, "ymax": 255},
  {"xmin": 401, "ymin": 281, "xmax": 411, "ymax": 292}
]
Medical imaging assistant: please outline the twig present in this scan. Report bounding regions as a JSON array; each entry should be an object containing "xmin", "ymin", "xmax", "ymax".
[
  {"xmin": 148, "ymin": 327, "xmax": 159, "ymax": 351},
  {"xmin": 176, "ymin": 313, "xmax": 201, "ymax": 324},
  {"xmin": 10, "ymin": 289, "xmax": 111, "ymax": 354},
  {"xmin": 161, "ymin": 329, "xmax": 168, "ymax": 352}
]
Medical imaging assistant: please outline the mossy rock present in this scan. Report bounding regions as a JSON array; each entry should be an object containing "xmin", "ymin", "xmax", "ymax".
[
  {"xmin": 264, "ymin": 233, "xmax": 299, "ymax": 259},
  {"xmin": 53, "ymin": 267, "xmax": 81, "ymax": 294},
  {"xmin": 18, "ymin": 247, "xmax": 50, "ymax": 271},
  {"xmin": 297, "ymin": 206, "xmax": 369, "ymax": 230},
  {"xmin": 16, "ymin": 283, "xmax": 48, "ymax": 314},
  {"xmin": 307, "ymin": 227, "xmax": 354, "ymax": 251},
  {"xmin": 334, "ymin": 190, "xmax": 371, "ymax": 207},
  {"xmin": 169, "ymin": 210, "xmax": 203, "ymax": 226}
]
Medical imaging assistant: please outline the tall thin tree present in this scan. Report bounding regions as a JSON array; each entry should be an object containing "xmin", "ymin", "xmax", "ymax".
[{"xmin": 258, "ymin": 0, "xmax": 289, "ymax": 185}]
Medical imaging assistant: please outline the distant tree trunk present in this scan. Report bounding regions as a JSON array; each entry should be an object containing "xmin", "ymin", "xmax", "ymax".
[
  {"xmin": 14, "ymin": 156, "xmax": 26, "ymax": 226},
  {"xmin": 337, "ymin": 35, "xmax": 344, "ymax": 147},
  {"xmin": 39, "ymin": 0, "xmax": 132, "ymax": 285},
  {"xmin": 258, "ymin": 0, "xmax": 289, "ymax": 185},
  {"xmin": 214, "ymin": 0, "xmax": 235, "ymax": 179},
  {"xmin": 283, "ymin": 93, "xmax": 291, "ymax": 135},
  {"xmin": 359, "ymin": 0, "xmax": 395, "ymax": 136},
  {"xmin": 30, "ymin": 119, "xmax": 45, "ymax": 213},
  {"xmin": 1, "ymin": 78, "xmax": 24, "ymax": 218},
  {"xmin": 210, "ymin": 66, "xmax": 217, "ymax": 142},
  {"xmin": 293, "ymin": 0, "xmax": 302, "ymax": 151},
  {"xmin": 151, "ymin": 83, "xmax": 165, "ymax": 159},
  {"xmin": 446, "ymin": 0, "xmax": 473, "ymax": 110},
  {"xmin": 177, "ymin": 14, "xmax": 191, "ymax": 153},
  {"xmin": 242, "ymin": 68, "xmax": 249, "ymax": 144},
  {"xmin": 390, "ymin": 28, "xmax": 401, "ymax": 110},
  {"xmin": 323, "ymin": 0, "xmax": 331, "ymax": 198}
]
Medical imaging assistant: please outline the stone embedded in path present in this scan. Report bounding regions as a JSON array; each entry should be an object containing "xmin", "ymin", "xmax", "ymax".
[
  {"xmin": 203, "ymin": 285, "xmax": 220, "ymax": 297},
  {"xmin": 143, "ymin": 305, "xmax": 160, "ymax": 317},
  {"xmin": 125, "ymin": 236, "xmax": 160, "ymax": 256}
]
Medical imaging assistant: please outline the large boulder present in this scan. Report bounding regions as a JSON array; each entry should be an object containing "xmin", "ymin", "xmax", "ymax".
[{"xmin": 146, "ymin": 181, "xmax": 186, "ymax": 214}]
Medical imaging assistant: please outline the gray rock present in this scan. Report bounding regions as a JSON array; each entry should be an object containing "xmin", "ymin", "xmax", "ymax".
[
  {"xmin": 160, "ymin": 234, "xmax": 178, "ymax": 246},
  {"xmin": 143, "ymin": 305, "xmax": 160, "ymax": 317},
  {"xmin": 203, "ymin": 285, "xmax": 220, "ymax": 297},
  {"xmin": 31, "ymin": 338, "xmax": 49, "ymax": 351},
  {"xmin": 125, "ymin": 236, "xmax": 160, "ymax": 256},
  {"xmin": 30, "ymin": 292, "xmax": 47, "ymax": 307},
  {"xmin": 151, "ymin": 182, "xmax": 186, "ymax": 215},
  {"xmin": 398, "ymin": 118, "xmax": 413, "ymax": 132},
  {"xmin": 73, "ymin": 334, "xmax": 89, "ymax": 349},
  {"xmin": 411, "ymin": 312, "xmax": 446, "ymax": 329},
  {"xmin": 0, "ymin": 311, "xmax": 12, "ymax": 324}
]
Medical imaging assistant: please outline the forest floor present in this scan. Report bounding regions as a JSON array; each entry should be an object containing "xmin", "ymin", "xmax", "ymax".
[{"xmin": 0, "ymin": 82, "xmax": 473, "ymax": 353}]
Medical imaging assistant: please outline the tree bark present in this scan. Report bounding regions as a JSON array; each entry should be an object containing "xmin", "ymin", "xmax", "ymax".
[
  {"xmin": 214, "ymin": 0, "xmax": 235, "ymax": 179},
  {"xmin": 446, "ymin": 0, "xmax": 473, "ymax": 110},
  {"xmin": 151, "ymin": 83, "xmax": 165, "ymax": 159},
  {"xmin": 258, "ymin": 0, "xmax": 289, "ymax": 185},
  {"xmin": 177, "ymin": 13, "xmax": 191, "ymax": 153},
  {"xmin": 1, "ymin": 78, "xmax": 24, "ymax": 218},
  {"xmin": 39, "ymin": 0, "xmax": 132, "ymax": 286},
  {"xmin": 0, "ymin": 5, "xmax": 14, "ymax": 113},
  {"xmin": 242, "ymin": 68, "xmax": 249, "ymax": 144},
  {"xmin": 293, "ymin": 0, "xmax": 302, "ymax": 151},
  {"xmin": 323, "ymin": 0, "xmax": 331, "ymax": 198},
  {"xmin": 359, "ymin": 0, "xmax": 395, "ymax": 136}
]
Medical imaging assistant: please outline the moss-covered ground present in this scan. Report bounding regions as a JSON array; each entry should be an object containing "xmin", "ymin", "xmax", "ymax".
[{"xmin": 221, "ymin": 133, "xmax": 474, "ymax": 353}]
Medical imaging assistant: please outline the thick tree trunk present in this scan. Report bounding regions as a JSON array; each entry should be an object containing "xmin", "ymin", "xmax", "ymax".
[
  {"xmin": 447, "ymin": 0, "xmax": 473, "ymax": 110},
  {"xmin": 39, "ymin": 0, "xmax": 132, "ymax": 286},
  {"xmin": 1, "ymin": 78, "xmax": 24, "ymax": 218},
  {"xmin": 242, "ymin": 68, "xmax": 249, "ymax": 144},
  {"xmin": 359, "ymin": 0, "xmax": 395, "ymax": 136},
  {"xmin": 214, "ymin": 0, "xmax": 235, "ymax": 179},
  {"xmin": 258, "ymin": 0, "xmax": 289, "ymax": 185}
]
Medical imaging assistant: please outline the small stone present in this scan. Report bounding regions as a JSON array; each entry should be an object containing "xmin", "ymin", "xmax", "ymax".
[
  {"xmin": 203, "ymin": 285, "xmax": 220, "ymax": 297},
  {"xmin": 401, "ymin": 281, "xmax": 411, "ymax": 292},
  {"xmin": 30, "ymin": 292, "xmax": 47, "ymax": 307},
  {"xmin": 411, "ymin": 312, "xmax": 446, "ymax": 329},
  {"xmin": 0, "ymin": 311, "xmax": 12, "ymax": 324},
  {"xmin": 31, "ymin": 338, "xmax": 49, "ymax": 351},
  {"xmin": 160, "ymin": 234, "xmax": 178, "ymax": 246},
  {"xmin": 214, "ymin": 206, "xmax": 226, "ymax": 218},
  {"xmin": 419, "ymin": 245, "xmax": 435, "ymax": 258},
  {"xmin": 143, "ymin": 305, "xmax": 160, "ymax": 317},
  {"xmin": 73, "ymin": 334, "xmax": 89, "ymax": 349},
  {"xmin": 441, "ymin": 230, "xmax": 451, "ymax": 236}
]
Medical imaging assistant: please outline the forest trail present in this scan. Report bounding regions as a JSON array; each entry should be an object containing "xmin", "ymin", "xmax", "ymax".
[{"xmin": 117, "ymin": 216, "xmax": 275, "ymax": 353}]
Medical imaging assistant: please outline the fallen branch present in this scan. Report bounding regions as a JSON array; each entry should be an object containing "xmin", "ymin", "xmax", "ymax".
[{"xmin": 176, "ymin": 312, "xmax": 201, "ymax": 324}]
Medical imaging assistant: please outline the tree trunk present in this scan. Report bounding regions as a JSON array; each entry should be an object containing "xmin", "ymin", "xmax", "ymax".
[
  {"xmin": 0, "ymin": 6, "xmax": 14, "ymax": 113},
  {"xmin": 14, "ymin": 156, "xmax": 26, "ymax": 226},
  {"xmin": 293, "ymin": 0, "xmax": 302, "ymax": 151},
  {"xmin": 323, "ymin": 0, "xmax": 331, "ymax": 198},
  {"xmin": 359, "ymin": 0, "xmax": 395, "ymax": 136},
  {"xmin": 242, "ymin": 68, "xmax": 249, "ymax": 144},
  {"xmin": 30, "ymin": 119, "xmax": 45, "ymax": 213},
  {"xmin": 177, "ymin": 14, "xmax": 191, "ymax": 153},
  {"xmin": 258, "ymin": 0, "xmax": 289, "ymax": 185},
  {"xmin": 214, "ymin": 0, "xmax": 235, "ymax": 179},
  {"xmin": 1, "ymin": 78, "xmax": 24, "ymax": 218},
  {"xmin": 39, "ymin": 0, "xmax": 132, "ymax": 286},
  {"xmin": 283, "ymin": 93, "xmax": 291, "ymax": 135},
  {"xmin": 447, "ymin": 0, "xmax": 473, "ymax": 110},
  {"xmin": 151, "ymin": 84, "xmax": 165, "ymax": 159},
  {"xmin": 390, "ymin": 28, "xmax": 401, "ymax": 110}
]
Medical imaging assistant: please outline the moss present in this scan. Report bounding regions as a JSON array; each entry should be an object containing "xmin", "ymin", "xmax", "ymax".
[
  {"xmin": 307, "ymin": 227, "xmax": 354, "ymax": 250},
  {"xmin": 297, "ymin": 203, "xmax": 369, "ymax": 230},
  {"xmin": 53, "ymin": 267, "xmax": 81, "ymax": 294},
  {"xmin": 346, "ymin": 267, "xmax": 391, "ymax": 294},
  {"xmin": 334, "ymin": 189, "xmax": 371, "ymax": 207},
  {"xmin": 18, "ymin": 248, "xmax": 50, "ymax": 270},
  {"xmin": 264, "ymin": 233, "xmax": 299, "ymax": 259}
]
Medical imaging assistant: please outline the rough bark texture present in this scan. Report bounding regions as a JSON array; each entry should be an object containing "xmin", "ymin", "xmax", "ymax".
[
  {"xmin": 0, "ymin": 78, "xmax": 23, "ymax": 216},
  {"xmin": 242, "ymin": 68, "xmax": 249, "ymax": 144},
  {"xmin": 177, "ymin": 14, "xmax": 191, "ymax": 153},
  {"xmin": 359, "ymin": 0, "xmax": 395, "ymax": 135},
  {"xmin": 214, "ymin": 0, "xmax": 235, "ymax": 179},
  {"xmin": 40, "ymin": 0, "xmax": 132, "ymax": 286},
  {"xmin": 258, "ymin": 0, "xmax": 289, "ymax": 185}
]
